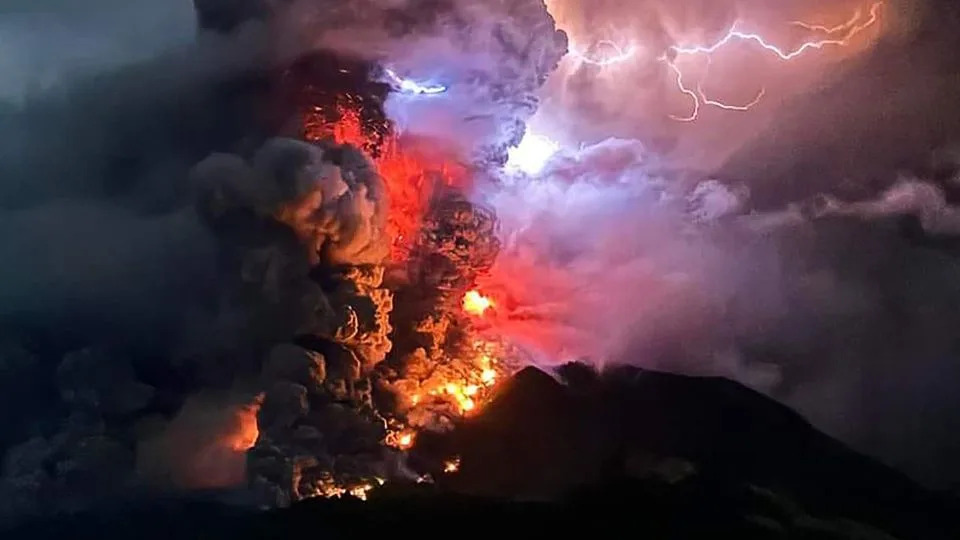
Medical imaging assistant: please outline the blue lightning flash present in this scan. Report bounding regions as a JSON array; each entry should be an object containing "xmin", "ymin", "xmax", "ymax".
[{"xmin": 383, "ymin": 68, "xmax": 447, "ymax": 95}]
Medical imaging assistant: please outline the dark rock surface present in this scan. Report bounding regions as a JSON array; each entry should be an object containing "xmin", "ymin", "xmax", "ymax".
[
  {"xmin": 415, "ymin": 365, "xmax": 960, "ymax": 539},
  {"xmin": 4, "ymin": 364, "xmax": 957, "ymax": 539}
]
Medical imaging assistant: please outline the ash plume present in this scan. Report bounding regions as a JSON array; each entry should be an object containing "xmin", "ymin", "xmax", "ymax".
[
  {"xmin": 465, "ymin": 0, "xmax": 960, "ymax": 489},
  {"xmin": 216, "ymin": 0, "xmax": 569, "ymax": 166},
  {"xmin": 481, "ymin": 139, "xmax": 960, "ymax": 488}
]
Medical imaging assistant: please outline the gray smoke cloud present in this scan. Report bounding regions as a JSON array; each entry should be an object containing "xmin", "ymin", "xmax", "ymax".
[
  {"xmin": 0, "ymin": 0, "xmax": 958, "ymax": 515},
  {"xmin": 0, "ymin": 0, "xmax": 195, "ymax": 104},
  {"xmin": 0, "ymin": 1, "xmax": 280, "ymax": 345},
  {"xmin": 251, "ymin": 0, "xmax": 568, "ymax": 165},
  {"xmin": 471, "ymin": 0, "xmax": 960, "ymax": 489},
  {"xmin": 482, "ymin": 137, "xmax": 960, "ymax": 488}
]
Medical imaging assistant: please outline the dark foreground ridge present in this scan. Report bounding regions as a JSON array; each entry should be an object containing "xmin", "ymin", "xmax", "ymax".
[{"xmin": 5, "ymin": 365, "xmax": 958, "ymax": 540}]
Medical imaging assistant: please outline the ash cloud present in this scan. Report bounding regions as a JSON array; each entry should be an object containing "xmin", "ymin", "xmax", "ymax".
[
  {"xmin": 0, "ymin": 0, "xmax": 195, "ymax": 104},
  {"xmin": 534, "ymin": 0, "xmax": 933, "ymax": 170},
  {"xmin": 483, "ymin": 137, "xmax": 960, "ymax": 488},
  {"xmin": 255, "ymin": 0, "xmax": 568, "ymax": 165},
  {"xmin": 477, "ymin": 0, "xmax": 960, "ymax": 489},
  {"xmin": 0, "ymin": 1, "xmax": 283, "ymax": 518}
]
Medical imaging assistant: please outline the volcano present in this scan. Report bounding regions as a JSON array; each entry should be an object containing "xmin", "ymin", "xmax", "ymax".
[
  {"xmin": 5, "ymin": 364, "xmax": 958, "ymax": 539},
  {"xmin": 2, "ymin": 1, "xmax": 960, "ymax": 538}
]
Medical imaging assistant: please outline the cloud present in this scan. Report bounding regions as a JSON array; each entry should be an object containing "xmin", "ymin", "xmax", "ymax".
[{"xmin": 0, "ymin": 0, "xmax": 196, "ymax": 103}]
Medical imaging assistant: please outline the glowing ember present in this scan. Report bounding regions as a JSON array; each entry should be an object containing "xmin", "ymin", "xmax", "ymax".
[
  {"xmin": 349, "ymin": 484, "xmax": 375, "ymax": 501},
  {"xmin": 506, "ymin": 131, "xmax": 559, "ymax": 175},
  {"xmin": 481, "ymin": 368, "xmax": 497, "ymax": 385},
  {"xmin": 386, "ymin": 429, "xmax": 417, "ymax": 450},
  {"xmin": 308, "ymin": 474, "xmax": 385, "ymax": 502},
  {"xmin": 444, "ymin": 457, "xmax": 461, "ymax": 473},
  {"xmin": 463, "ymin": 290, "xmax": 494, "ymax": 316}
]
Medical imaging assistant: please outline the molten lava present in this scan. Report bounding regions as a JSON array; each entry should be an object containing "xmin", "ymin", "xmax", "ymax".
[
  {"xmin": 444, "ymin": 457, "xmax": 461, "ymax": 474},
  {"xmin": 293, "ymin": 92, "xmax": 520, "ymax": 503},
  {"xmin": 463, "ymin": 290, "xmax": 494, "ymax": 317}
]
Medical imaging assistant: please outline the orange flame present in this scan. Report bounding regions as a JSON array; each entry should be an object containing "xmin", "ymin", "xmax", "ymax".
[
  {"xmin": 444, "ymin": 457, "xmax": 461, "ymax": 473},
  {"xmin": 463, "ymin": 290, "xmax": 494, "ymax": 317}
]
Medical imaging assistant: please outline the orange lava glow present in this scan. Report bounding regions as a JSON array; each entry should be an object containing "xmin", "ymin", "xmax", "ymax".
[
  {"xmin": 463, "ymin": 290, "xmax": 494, "ymax": 317},
  {"xmin": 386, "ymin": 429, "xmax": 417, "ymax": 450},
  {"xmin": 305, "ymin": 99, "xmax": 468, "ymax": 261},
  {"xmin": 444, "ymin": 457, "xmax": 461, "ymax": 473}
]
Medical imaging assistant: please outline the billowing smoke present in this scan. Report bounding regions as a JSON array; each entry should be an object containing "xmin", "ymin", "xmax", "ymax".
[
  {"xmin": 480, "ymin": 136, "xmax": 960, "ymax": 487},
  {"xmin": 2, "ymin": 0, "xmax": 960, "ymax": 523},
  {"xmin": 0, "ymin": 0, "xmax": 567, "ymax": 520},
  {"xmin": 459, "ymin": 0, "xmax": 960, "ymax": 489},
  {"xmin": 258, "ymin": 0, "xmax": 567, "ymax": 165}
]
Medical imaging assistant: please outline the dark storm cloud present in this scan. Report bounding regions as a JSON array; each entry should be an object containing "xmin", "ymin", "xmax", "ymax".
[
  {"xmin": 0, "ymin": 1, "xmax": 258, "ymax": 347},
  {"xmin": 718, "ymin": 0, "xmax": 960, "ymax": 207},
  {"xmin": 701, "ymin": 1, "xmax": 960, "ymax": 487},
  {"xmin": 0, "ymin": 0, "xmax": 195, "ymax": 103}
]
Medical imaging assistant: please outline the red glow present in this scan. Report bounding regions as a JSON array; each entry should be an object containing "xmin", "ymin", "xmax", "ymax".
[
  {"xmin": 463, "ymin": 290, "xmax": 495, "ymax": 317},
  {"xmin": 305, "ymin": 100, "xmax": 468, "ymax": 262}
]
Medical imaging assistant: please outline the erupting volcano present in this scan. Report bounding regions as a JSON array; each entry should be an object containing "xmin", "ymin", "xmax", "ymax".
[{"xmin": 2, "ymin": 0, "xmax": 960, "ymax": 538}]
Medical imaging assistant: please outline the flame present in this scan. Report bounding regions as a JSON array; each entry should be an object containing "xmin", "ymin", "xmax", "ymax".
[
  {"xmin": 349, "ymin": 484, "xmax": 375, "ymax": 501},
  {"xmin": 308, "ymin": 475, "xmax": 384, "ymax": 502},
  {"xmin": 386, "ymin": 429, "xmax": 417, "ymax": 450},
  {"xmin": 463, "ymin": 290, "xmax": 494, "ymax": 317}
]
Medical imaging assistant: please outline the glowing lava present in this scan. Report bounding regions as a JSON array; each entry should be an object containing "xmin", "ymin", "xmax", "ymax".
[
  {"xmin": 444, "ymin": 457, "xmax": 461, "ymax": 473},
  {"xmin": 305, "ymin": 99, "xmax": 468, "ymax": 261},
  {"xmin": 387, "ymin": 429, "xmax": 417, "ymax": 450},
  {"xmin": 463, "ymin": 290, "xmax": 494, "ymax": 317}
]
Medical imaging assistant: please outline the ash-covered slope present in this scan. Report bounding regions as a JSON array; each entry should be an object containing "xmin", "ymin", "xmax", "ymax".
[{"xmin": 6, "ymin": 365, "xmax": 957, "ymax": 540}]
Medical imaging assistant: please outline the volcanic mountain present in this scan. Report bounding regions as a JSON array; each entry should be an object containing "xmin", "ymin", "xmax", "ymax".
[{"xmin": 5, "ymin": 364, "xmax": 957, "ymax": 540}]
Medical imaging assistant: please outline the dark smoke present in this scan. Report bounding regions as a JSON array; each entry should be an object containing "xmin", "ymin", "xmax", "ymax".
[{"xmin": 0, "ymin": 0, "xmax": 566, "ymax": 521}]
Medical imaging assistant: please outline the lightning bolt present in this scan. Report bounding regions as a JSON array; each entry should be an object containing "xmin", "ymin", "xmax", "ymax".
[
  {"xmin": 383, "ymin": 68, "xmax": 447, "ymax": 95},
  {"xmin": 663, "ymin": 55, "xmax": 768, "ymax": 122},
  {"xmin": 562, "ymin": 2, "xmax": 883, "ymax": 122},
  {"xmin": 670, "ymin": 2, "xmax": 883, "ymax": 61},
  {"xmin": 569, "ymin": 40, "xmax": 638, "ymax": 66},
  {"xmin": 791, "ymin": 6, "xmax": 867, "ymax": 34}
]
